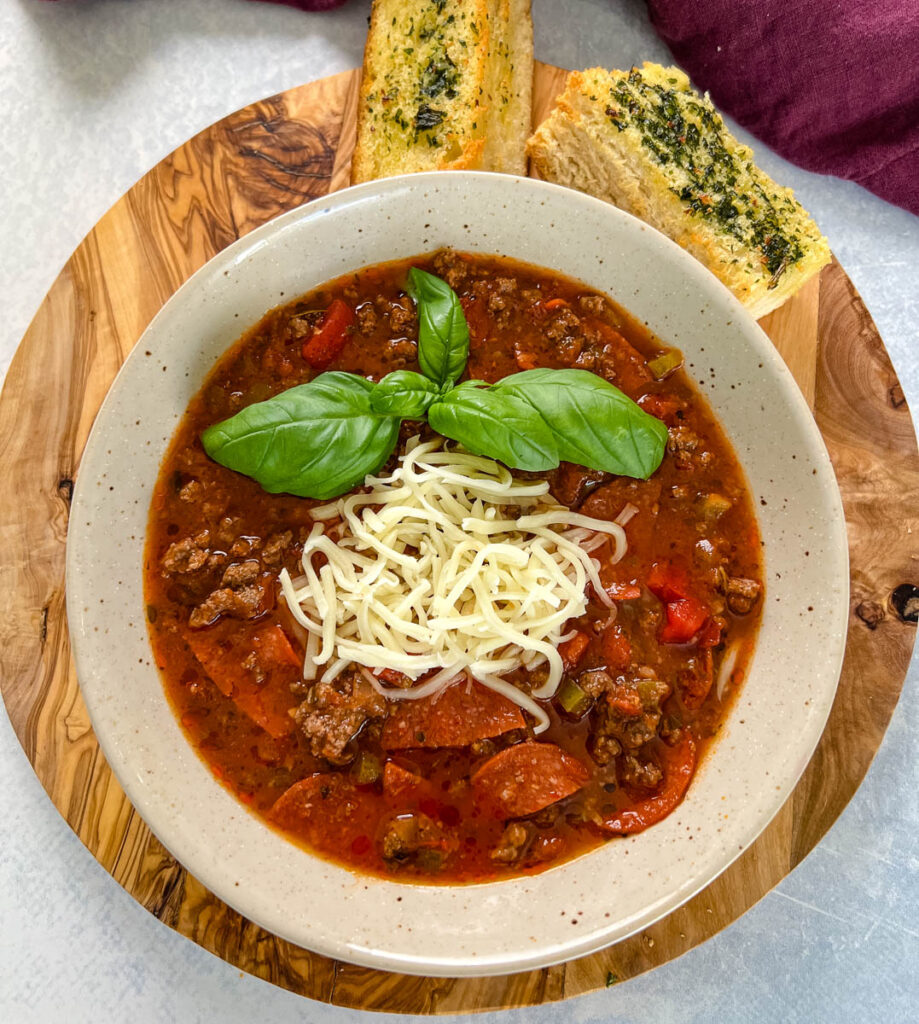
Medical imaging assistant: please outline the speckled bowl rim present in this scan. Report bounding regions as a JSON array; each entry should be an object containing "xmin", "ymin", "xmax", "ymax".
[{"xmin": 66, "ymin": 171, "xmax": 849, "ymax": 977}]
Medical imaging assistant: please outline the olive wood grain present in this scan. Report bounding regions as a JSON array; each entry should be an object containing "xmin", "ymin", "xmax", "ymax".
[{"xmin": 1, "ymin": 64, "xmax": 916, "ymax": 1013}]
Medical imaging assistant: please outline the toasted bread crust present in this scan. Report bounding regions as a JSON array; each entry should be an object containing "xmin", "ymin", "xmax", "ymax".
[
  {"xmin": 528, "ymin": 65, "xmax": 831, "ymax": 317},
  {"xmin": 481, "ymin": 0, "xmax": 533, "ymax": 175},
  {"xmin": 352, "ymin": 0, "xmax": 532, "ymax": 184}
]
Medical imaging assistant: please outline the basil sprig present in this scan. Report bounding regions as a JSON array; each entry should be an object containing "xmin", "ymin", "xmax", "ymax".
[
  {"xmin": 369, "ymin": 369, "xmax": 440, "ymax": 419},
  {"xmin": 405, "ymin": 267, "xmax": 469, "ymax": 388},
  {"xmin": 493, "ymin": 368, "xmax": 667, "ymax": 479},
  {"xmin": 200, "ymin": 373, "xmax": 399, "ymax": 500},
  {"xmin": 428, "ymin": 382, "xmax": 559, "ymax": 471},
  {"xmin": 201, "ymin": 268, "xmax": 668, "ymax": 498}
]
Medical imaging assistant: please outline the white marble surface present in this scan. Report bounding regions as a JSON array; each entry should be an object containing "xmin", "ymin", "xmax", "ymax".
[{"xmin": 1, "ymin": 0, "xmax": 916, "ymax": 1020}]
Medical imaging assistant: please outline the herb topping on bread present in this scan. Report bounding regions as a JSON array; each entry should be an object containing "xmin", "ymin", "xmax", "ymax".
[
  {"xmin": 352, "ymin": 0, "xmax": 533, "ymax": 183},
  {"xmin": 527, "ymin": 64, "xmax": 831, "ymax": 317}
]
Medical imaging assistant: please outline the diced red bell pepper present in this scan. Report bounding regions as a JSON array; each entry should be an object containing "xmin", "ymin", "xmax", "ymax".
[
  {"xmin": 604, "ymin": 580, "xmax": 642, "ymax": 601},
  {"xmin": 600, "ymin": 623, "xmax": 632, "ymax": 672},
  {"xmin": 558, "ymin": 631, "xmax": 591, "ymax": 670},
  {"xmin": 301, "ymin": 298, "xmax": 354, "ymax": 368},
  {"xmin": 381, "ymin": 679, "xmax": 525, "ymax": 750},
  {"xmin": 186, "ymin": 622, "xmax": 300, "ymax": 738},
  {"xmin": 659, "ymin": 597, "xmax": 709, "ymax": 644},
  {"xmin": 472, "ymin": 742, "xmax": 589, "ymax": 819},
  {"xmin": 647, "ymin": 561, "xmax": 691, "ymax": 603},
  {"xmin": 648, "ymin": 562, "xmax": 709, "ymax": 644},
  {"xmin": 596, "ymin": 734, "xmax": 697, "ymax": 835}
]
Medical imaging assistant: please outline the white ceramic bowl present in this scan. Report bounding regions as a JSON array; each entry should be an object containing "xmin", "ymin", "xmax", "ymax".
[{"xmin": 66, "ymin": 172, "xmax": 848, "ymax": 976}]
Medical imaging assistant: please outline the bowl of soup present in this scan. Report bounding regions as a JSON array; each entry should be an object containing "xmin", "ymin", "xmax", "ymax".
[{"xmin": 66, "ymin": 171, "xmax": 848, "ymax": 975}]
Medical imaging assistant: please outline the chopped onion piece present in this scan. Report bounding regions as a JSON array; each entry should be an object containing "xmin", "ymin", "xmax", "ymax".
[{"xmin": 715, "ymin": 642, "xmax": 741, "ymax": 701}]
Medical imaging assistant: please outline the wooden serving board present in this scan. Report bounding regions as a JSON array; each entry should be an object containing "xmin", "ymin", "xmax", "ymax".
[{"xmin": 1, "ymin": 64, "xmax": 917, "ymax": 1012}]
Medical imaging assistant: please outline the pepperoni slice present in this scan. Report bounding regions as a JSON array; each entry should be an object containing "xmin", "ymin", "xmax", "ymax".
[
  {"xmin": 271, "ymin": 773, "xmax": 346, "ymax": 830},
  {"xmin": 382, "ymin": 761, "xmax": 430, "ymax": 801},
  {"xmin": 381, "ymin": 679, "xmax": 525, "ymax": 750},
  {"xmin": 186, "ymin": 622, "xmax": 300, "ymax": 738},
  {"xmin": 270, "ymin": 773, "xmax": 377, "ymax": 859},
  {"xmin": 595, "ymin": 735, "xmax": 697, "ymax": 835},
  {"xmin": 471, "ymin": 742, "xmax": 589, "ymax": 819}
]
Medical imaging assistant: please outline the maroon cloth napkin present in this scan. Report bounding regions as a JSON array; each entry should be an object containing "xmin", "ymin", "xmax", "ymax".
[{"xmin": 646, "ymin": 0, "xmax": 919, "ymax": 215}]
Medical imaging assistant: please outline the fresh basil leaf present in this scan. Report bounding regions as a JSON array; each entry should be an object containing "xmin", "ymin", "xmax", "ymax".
[
  {"xmin": 493, "ymin": 368, "xmax": 667, "ymax": 479},
  {"xmin": 406, "ymin": 267, "xmax": 470, "ymax": 388},
  {"xmin": 201, "ymin": 371, "xmax": 400, "ymax": 499},
  {"xmin": 428, "ymin": 385, "xmax": 559, "ymax": 471},
  {"xmin": 370, "ymin": 370, "xmax": 440, "ymax": 419}
]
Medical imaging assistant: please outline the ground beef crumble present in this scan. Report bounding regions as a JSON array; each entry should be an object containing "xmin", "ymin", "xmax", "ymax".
[{"xmin": 294, "ymin": 669, "xmax": 386, "ymax": 764}]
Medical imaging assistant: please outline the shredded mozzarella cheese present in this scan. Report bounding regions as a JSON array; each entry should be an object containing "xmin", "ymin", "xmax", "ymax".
[{"xmin": 279, "ymin": 437, "xmax": 628, "ymax": 726}]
